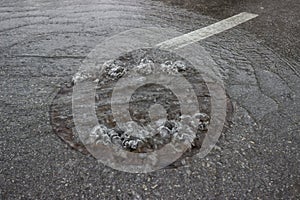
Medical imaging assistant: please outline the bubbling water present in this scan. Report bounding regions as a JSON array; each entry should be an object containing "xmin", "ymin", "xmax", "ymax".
[
  {"xmin": 89, "ymin": 112, "xmax": 210, "ymax": 153},
  {"xmin": 85, "ymin": 52, "xmax": 211, "ymax": 153}
]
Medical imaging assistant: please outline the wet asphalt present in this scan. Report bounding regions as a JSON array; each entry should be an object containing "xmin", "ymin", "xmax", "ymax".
[
  {"xmin": 0, "ymin": 0, "xmax": 299, "ymax": 199},
  {"xmin": 157, "ymin": 0, "xmax": 300, "ymax": 63}
]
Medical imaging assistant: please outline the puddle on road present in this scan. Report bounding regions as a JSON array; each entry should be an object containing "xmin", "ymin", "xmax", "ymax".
[{"xmin": 49, "ymin": 48, "xmax": 234, "ymax": 167}]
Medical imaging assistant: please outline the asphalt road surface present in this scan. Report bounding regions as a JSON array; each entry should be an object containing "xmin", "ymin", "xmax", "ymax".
[{"xmin": 0, "ymin": 0, "xmax": 299, "ymax": 199}]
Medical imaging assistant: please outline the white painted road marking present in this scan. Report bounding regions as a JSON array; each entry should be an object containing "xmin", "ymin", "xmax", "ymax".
[{"xmin": 156, "ymin": 12, "xmax": 258, "ymax": 50}]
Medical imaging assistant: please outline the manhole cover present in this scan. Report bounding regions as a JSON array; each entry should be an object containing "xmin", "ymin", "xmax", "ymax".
[{"xmin": 49, "ymin": 48, "xmax": 233, "ymax": 167}]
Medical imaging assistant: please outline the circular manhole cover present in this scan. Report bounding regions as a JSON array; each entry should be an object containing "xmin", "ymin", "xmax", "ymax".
[{"xmin": 49, "ymin": 47, "xmax": 233, "ymax": 168}]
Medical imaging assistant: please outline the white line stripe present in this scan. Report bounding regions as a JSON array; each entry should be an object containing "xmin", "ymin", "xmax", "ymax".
[{"xmin": 156, "ymin": 12, "xmax": 258, "ymax": 50}]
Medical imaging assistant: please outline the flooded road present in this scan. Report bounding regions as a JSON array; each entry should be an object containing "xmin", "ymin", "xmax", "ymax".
[{"xmin": 1, "ymin": 0, "xmax": 299, "ymax": 199}]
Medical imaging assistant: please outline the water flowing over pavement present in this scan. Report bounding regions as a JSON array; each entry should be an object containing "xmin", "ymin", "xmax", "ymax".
[
  {"xmin": 0, "ymin": 0, "xmax": 299, "ymax": 199},
  {"xmin": 156, "ymin": 0, "xmax": 300, "ymax": 63}
]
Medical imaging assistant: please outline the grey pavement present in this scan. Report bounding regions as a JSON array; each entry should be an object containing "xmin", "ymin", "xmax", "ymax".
[{"xmin": 0, "ymin": 0, "xmax": 299, "ymax": 199}]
